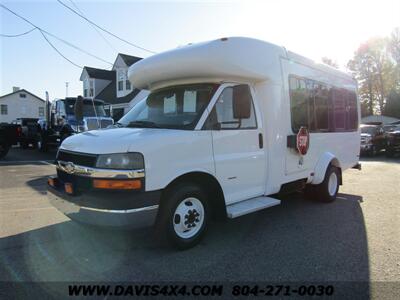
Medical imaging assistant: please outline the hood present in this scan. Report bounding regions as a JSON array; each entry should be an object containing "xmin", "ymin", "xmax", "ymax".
[{"xmin": 60, "ymin": 127, "xmax": 191, "ymax": 154}]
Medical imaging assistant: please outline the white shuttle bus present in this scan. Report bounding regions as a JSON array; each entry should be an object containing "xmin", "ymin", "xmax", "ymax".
[{"xmin": 48, "ymin": 37, "xmax": 361, "ymax": 249}]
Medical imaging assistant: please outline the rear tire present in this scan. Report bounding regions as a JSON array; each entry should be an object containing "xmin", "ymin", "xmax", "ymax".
[
  {"xmin": 307, "ymin": 165, "xmax": 340, "ymax": 203},
  {"xmin": 21, "ymin": 141, "xmax": 28, "ymax": 149},
  {"xmin": 155, "ymin": 183, "xmax": 209, "ymax": 250},
  {"xmin": 0, "ymin": 141, "xmax": 10, "ymax": 159},
  {"xmin": 386, "ymin": 148, "xmax": 395, "ymax": 158},
  {"xmin": 37, "ymin": 134, "xmax": 48, "ymax": 152},
  {"xmin": 369, "ymin": 145, "xmax": 377, "ymax": 156}
]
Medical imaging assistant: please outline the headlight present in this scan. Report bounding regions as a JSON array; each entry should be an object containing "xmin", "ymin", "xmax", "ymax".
[{"xmin": 96, "ymin": 153, "xmax": 144, "ymax": 170}]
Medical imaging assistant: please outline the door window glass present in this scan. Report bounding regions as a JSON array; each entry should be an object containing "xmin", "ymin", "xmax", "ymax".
[{"xmin": 214, "ymin": 86, "xmax": 257, "ymax": 129}]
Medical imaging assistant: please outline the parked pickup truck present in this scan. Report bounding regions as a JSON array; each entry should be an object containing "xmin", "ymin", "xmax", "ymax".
[
  {"xmin": 360, "ymin": 124, "xmax": 386, "ymax": 156},
  {"xmin": 14, "ymin": 118, "xmax": 41, "ymax": 149},
  {"xmin": 385, "ymin": 125, "xmax": 400, "ymax": 157},
  {"xmin": 0, "ymin": 123, "xmax": 21, "ymax": 159}
]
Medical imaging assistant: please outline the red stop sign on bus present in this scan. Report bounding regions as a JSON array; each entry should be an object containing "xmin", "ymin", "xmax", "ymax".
[{"xmin": 296, "ymin": 127, "xmax": 310, "ymax": 155}]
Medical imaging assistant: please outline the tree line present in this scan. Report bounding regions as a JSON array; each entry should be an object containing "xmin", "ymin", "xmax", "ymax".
[{"xmin": 324, "ymin": 28, "xmax": 400, "ymax": 118}]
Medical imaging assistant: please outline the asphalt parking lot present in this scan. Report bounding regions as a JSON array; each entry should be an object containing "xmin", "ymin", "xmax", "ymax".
[{"xmin": 0, "ymin": 148, "xmax": 399, "ymax": 298}]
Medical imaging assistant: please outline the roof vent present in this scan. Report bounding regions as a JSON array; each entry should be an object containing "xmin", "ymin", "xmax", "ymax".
[{"xmin": 220, "ymin": 37, "xmax": 228, "ymax": 41}]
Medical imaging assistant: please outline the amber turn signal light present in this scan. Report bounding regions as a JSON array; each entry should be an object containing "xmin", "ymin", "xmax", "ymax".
[
  {"xmin": 48, "ymin": 177, "xmax": 55, "ymax": 187},
  {"xmin": 92, "ymin": 179, "xmax": 142, "ymax": 190},
  {"xmin": 64, "ymin": 183, "xmax": 74, "ymax": 195}
]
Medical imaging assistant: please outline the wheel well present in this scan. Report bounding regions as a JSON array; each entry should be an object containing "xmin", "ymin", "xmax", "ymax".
[{"xmin": 162, "ymin": 172, "xmax": 226, "ymax": 220}]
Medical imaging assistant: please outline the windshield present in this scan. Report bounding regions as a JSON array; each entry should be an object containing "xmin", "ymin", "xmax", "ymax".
[
  {"xmin": 361, "ymin": 126, "xmax": 377, "ymax": 135},
  {"xmin": 118, "ymin": 83, "xmax": 218, "ymax": 129},
  {"xmin": 65, "ymin": 100, "xmax": 107, "ymax": 117}
]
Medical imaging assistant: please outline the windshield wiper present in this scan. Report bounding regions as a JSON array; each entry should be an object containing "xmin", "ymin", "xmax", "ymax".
[{"xmin": 126, "ymin": 121, "xmax": 161, "ymax": 128}]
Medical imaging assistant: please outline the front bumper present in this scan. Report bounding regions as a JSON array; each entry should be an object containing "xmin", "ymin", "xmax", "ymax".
[{"xmin": 48, "ymin": 183, "xmax": 160, "ymax": 229}]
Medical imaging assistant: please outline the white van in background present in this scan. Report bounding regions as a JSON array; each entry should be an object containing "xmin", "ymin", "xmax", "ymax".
[{"xmin": 48, "ymin": 37, "xmax": 361, "ymax": 249}]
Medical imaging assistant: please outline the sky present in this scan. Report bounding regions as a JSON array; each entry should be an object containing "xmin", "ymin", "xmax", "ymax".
[{"xmin": 1, "ymin": 0, "xmax": 399, "ymax": 99}]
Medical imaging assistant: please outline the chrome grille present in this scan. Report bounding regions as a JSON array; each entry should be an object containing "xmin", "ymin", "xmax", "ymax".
[{"xmin": 56, "ymin": 150, "xmax": 98, "ymax": 167}]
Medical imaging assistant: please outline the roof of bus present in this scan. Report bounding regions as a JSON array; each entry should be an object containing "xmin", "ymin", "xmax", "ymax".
[{"xmin": 128, "ymin": 37, "xmax": 353, "ymax": 90}]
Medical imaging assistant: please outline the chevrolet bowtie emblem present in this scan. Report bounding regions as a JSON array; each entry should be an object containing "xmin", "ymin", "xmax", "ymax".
[{"xmin": 59, "ymin": 161, "xmax": 76, "ymax": 174}]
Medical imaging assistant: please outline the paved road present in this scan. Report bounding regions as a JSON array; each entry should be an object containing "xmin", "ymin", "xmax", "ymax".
[{"xmin": 0, "ymin": 148, "xmax": 399, "ymax": 299}]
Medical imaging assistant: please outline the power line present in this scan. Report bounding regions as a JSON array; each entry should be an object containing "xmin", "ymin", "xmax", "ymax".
[
  {"xmin": 39, "ymin": 30, "xmax": 82, "ymax": 68},
  {"xmin": 0, "ymin": 3, "xmax": 113, "ymax": 66},
  {"xmin": 44, "ymin": 31, "xmax": 112, "ymax": 65},
  {"xmin": 56, "ymin": 0, "xmax": 156, "ymax": 54},
  {"xmin": 0, "ymin": 27, "xmax": 36, "ymax": 37},
  {"xmin": 68, "ymin": 0, "xmax": 118, "ymax": 53}
]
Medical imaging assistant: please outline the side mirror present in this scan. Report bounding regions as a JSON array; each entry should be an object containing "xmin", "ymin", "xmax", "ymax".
[
  {"xmin": 232, "ymin": 85, "xmax": 251, "ymax": 119},
  {"xmin": 74, "ymin": 96, "xmax": 84, "ymax": 122}
]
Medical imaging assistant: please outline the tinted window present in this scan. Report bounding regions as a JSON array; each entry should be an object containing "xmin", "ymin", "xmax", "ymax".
[
  {"xmin": 315, "ymin": 84, "xmax": 330, "ymax": 130},
  {"xmin": 346, "ymin": 91, "xmax": 358, "ymax": 130},
  {"xmin": 214, "ymin": 86, "xmax": 257, "ymax": 129},
  {"xmin": 332, "ymin": 89, "xmax": 346, "ymax": 130},
  {"xmin": 290, "ymin": 77, "xmax": 308, "ymax": 131},
  {"xmin": 289, "ymin": 75, "xmax": 358, "ymax": 132}
]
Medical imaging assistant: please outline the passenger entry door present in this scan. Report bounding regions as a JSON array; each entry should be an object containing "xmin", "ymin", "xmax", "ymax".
[{"xmin": 207, "ymin": 84, "xmax": 266, "ymax": 204}]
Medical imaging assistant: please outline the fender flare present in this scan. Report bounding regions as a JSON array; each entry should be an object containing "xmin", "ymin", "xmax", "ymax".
[{"xmin": 311, "ymin": 152, "xmax": 341, "ymax": 185}]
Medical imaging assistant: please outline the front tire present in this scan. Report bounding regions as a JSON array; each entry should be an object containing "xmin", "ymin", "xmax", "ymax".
[
  {"xmin": 369, "ymin": 145, "xmax": 377, "ymax": 156},
  {"xmin": 307, "ymin": 166, "xmax": 340, "ymax": 203},
  {"xmin": 156, "ymin": 183, "xmax": 209, "ymax": 250}
]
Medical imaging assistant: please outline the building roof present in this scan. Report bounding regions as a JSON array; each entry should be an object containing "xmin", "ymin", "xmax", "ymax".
[
  {"xmin": 118, "ymin": 54, "xmax": 142, "ymax": 66},
  {"xmin": 83, "ymin": 66, "xmax": 115, "ymax": 80},
  {"xmin": 0, "ymin": 89, "xmax": 45, "ymax": 102},
  {"xmin": 96, "ymin": 80, "xmax": 141, "ymax": 105}
]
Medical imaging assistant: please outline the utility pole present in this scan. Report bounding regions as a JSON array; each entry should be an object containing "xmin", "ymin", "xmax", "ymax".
[{"xmin": 65, "ymin": 82, "xmax": 69, "ymax": 97}]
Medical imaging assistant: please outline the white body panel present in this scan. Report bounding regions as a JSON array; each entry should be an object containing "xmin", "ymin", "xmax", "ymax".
[{"xmin": 61, "ymin": 37, "xmax": 360, "ymax": 207}]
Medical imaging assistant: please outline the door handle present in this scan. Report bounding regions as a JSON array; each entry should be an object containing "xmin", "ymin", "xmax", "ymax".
[{"xmin": 258, "ymin": 133, "xmax": 263, "ymax": 149}]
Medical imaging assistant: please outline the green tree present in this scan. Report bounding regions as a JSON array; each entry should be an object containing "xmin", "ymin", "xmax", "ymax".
[
  {"xmin": 384, "ymin": 90, "xmax": 400, "ymax": 118},
  {"xmin": 347, "ymin": 37, "xmax": 396, "ymax": 115}
]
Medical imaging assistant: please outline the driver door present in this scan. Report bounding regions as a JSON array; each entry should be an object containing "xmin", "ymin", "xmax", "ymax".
[{"xmin": 207, "ymin": 84, "xmax": 266, "ymax": 205}]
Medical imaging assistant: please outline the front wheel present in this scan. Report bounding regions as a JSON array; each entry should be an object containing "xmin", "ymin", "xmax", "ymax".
[{"xmin": 156, "ymin": 183, "xmax": 209, "ymax": 250}]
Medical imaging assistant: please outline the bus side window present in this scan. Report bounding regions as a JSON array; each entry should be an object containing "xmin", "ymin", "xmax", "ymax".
[
  {"xmin": 347, "ymin": 91, "xmax": 358, "ymax": 130},
  {"xmin": 289, "ymin": 77, "xmax": 308, "ymax": 132},
  {"xmin": 333, "ymin": 88, "xmax": 346, "ymax": 131}
]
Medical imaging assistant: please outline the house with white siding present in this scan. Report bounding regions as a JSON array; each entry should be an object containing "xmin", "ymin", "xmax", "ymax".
[
  {"xmin": 0, "ymin": 87, "xmax": 45, "ymax": 124},
  {"xmin": 80, "ymin": 53, "xmax": 149, "ymax": 120}
]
